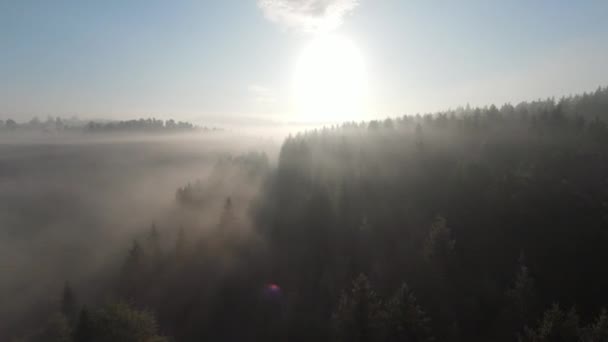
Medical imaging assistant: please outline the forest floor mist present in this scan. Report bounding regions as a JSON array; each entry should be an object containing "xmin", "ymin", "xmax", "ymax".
[{"xmin": 0, "ymin": 131, "xmax": 279, "ymax": 338}]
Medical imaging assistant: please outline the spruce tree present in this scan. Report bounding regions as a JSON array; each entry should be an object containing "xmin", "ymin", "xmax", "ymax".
[{"xmin": 385, "ymin": 283, "xmax": 434, "ymax": 342}]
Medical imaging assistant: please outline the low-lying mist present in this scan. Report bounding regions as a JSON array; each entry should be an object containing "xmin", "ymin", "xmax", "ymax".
[{"xmin": 0, "ymin": 131, "xmax": 278, "ymax": 338}]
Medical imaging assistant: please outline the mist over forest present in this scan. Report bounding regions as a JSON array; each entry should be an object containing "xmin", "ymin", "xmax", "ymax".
[{"xmin": 0, "ymin": 87, "xmax": 607, "ymax": 341}]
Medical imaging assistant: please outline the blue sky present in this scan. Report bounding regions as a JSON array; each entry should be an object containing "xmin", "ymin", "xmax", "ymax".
[{"xmin": 1, "ymin": 0, "xmax": 607, "ymax": 125}]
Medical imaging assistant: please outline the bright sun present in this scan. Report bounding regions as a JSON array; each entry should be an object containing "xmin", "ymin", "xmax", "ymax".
[{"xmin": 292, "ymin": 34, "xmax": 368, "ymax": 123}]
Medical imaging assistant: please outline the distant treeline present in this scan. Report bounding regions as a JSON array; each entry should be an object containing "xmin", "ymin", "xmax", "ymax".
[{"xmin": 0, "ymin": 116, "xmax": 218, "ymax": 134}]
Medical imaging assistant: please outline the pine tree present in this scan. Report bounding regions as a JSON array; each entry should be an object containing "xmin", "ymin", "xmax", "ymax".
[
  {"xmin": 332, "ymin": 274, "xmax": 385, "ymax": 342},
  {"xmin": 385, "ymin": 283, "xmax": 434, "ymax": 342},
  {"xmin": 520, "ymin": 304, "xmax": 580, "ymax": 342}
]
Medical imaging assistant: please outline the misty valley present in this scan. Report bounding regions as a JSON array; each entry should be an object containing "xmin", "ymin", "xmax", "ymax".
[{"xmin": 1, "ymin": 88, "xmax": 608, "ymax": 341}]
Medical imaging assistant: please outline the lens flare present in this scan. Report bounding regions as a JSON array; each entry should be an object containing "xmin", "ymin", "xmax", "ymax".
[{"xmin": 264, "ymin": 283, "xmax": 282, "ymax": 298}]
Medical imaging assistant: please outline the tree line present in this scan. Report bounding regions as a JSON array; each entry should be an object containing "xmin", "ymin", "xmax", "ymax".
[{"xmin": 0, "ymin": 117, "xmax": 215, "ymax": 134}]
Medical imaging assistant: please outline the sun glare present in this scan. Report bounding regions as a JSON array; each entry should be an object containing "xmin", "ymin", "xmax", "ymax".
[{"xmin": 292, "ymin": 34, "xmax": 368, "ymax": 123}]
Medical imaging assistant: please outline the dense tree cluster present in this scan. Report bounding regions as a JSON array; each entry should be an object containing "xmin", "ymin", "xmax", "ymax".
[{"xmin": 11, "ymin": 86, "xmax": 608, "ymax": 341}]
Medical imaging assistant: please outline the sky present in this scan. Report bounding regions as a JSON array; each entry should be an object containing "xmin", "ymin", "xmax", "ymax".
[{"xmin": 1, "ymin": 0, "xmax": 608, "ymax": 125}]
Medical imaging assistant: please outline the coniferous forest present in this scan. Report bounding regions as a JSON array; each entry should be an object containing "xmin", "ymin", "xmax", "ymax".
[{"xmin": 6, "ymin": 87, "xmax": 608, "ymax": 341}]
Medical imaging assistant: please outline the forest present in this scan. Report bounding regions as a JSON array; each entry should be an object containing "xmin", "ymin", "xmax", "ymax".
[{"xmin": 5, "ymin": 86, "xmax": 608, "ymax": 341}]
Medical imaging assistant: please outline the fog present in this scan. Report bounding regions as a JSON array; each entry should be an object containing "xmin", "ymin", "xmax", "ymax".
[{"xmin": 0, "ymin": 131, "xmax": 278, "ymax": 338}]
